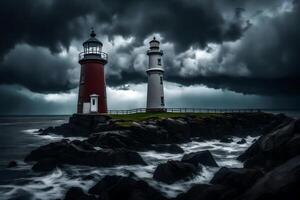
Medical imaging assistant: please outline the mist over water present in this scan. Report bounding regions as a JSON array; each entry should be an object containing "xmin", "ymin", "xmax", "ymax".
[{"xmin": 0, "ymin": 112, "xmax": 297, "ymax": 199}]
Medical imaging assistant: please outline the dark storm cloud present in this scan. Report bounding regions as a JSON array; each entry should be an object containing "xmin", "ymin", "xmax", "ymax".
[
  {"xmin": 100, "ymin": 0, "xmax": 250, "ymax": 51},
  {"xmin": 0, "ymin": 85, "xmax": 76, "ymax": 114},
  {"xmin": 0, "ymin": 44, "xmax": 76, "ymax": 93},
  {"xmin": 0, "ymin": 0, "xmax": 299, "ymax": 97}
]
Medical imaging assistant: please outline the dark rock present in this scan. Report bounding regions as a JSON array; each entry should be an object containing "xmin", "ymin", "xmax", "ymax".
[
  {"xmin": 32, "ymin": 158, "xmax": 58, "ymax": 172},
  {"xmin": 220, "ymin": 136, "xmax": 233, "ymax": 143},
  {"xmin": 175, "ymin": 184, "xmax": 238, "ymax": 200},
  {"xmin": 238, "ymin": 120, "xmax": 299, "ymax": 171},
  {"xmin": 41, "ymin": 114, "xmax": 112, "ymax": 137},
  {"xmin": 286, "ymin": 135, "xmax": 300, "ymax": 157},
  {"xmin": 295, "ymin": 118, "xmax": 300, "ymax": 133},
  {"xmin": 151, "ymin": 144, "xmax": 184, "ymax": 154},
  {"xmin": 87, "ymin": 131, "xmax": 144, "ymax": 150},
  {"xmin": 25, "ymin": 140, "xmax": 146, "ymax": 167},
  {"xmin": 158, "ymin": 118, "xmax": 191, "ymax": 143},
  {"xmin": 153, "ymin": 160, "xmax": 197, "ymax": 184},
  {"xmin": 210, "ymin": 167, "xmax": 263, "ymax": 191},
  {"xmin": 239, "ymin": 155, "xmax": 300, "ymax": 200},
  {"xmin": 7, "ymin": 160, "xmax": 18, "ymax": 168},
  {"xmin": 88, "ymin": 175, "xmax": 168, "ymax": 200},
  {"xmin": 181, "ymin": 150, "xmax": 218, "ymax": 167},
  {"xmin": 237, "ymin": 138, "xmax": 247, "ymax": 144},
  {"xmin": 64, "ymin": 187, "xmax": 96, "ymax": 200},
  {"xmin": 10, "ymin": 188, "xmax": 34, "ymax": 200}
]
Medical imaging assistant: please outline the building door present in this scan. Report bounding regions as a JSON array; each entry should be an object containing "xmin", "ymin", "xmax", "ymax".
[{"xmin": 90, "ymin": 95, "xmax": 99, "ymax": 112}]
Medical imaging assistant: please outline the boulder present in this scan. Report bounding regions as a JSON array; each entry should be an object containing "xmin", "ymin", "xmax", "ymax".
[
  {"xmin": 175, "ymin": 184, "xmax": 237, "ymax": 200},
  {"xmin": 181, "ymin": 150, "xmax": 218, "ymax": 167},
  {"xmin": 237, "ymin": 138, "xmax": 247, "ymax": 144},
  {"xmin": 7, "ymin": 160, "xmax": 18, "ymax": 168},
  {"xmin": 153, "ymin": 160, "xmax": 197, "ymax": 184},
  {"xmin": 220, "ymin": 136, "xmax": 233, "ymax": 143},
  {"xmin": 210, "ymin": 167, "xmax": 263, "ymax": 191},
  {"xmin": 239, "ymin": 155, "xmax": 300, "ymax": 200},
  {"xmin": 64, "ymin": 187, "xmax": 96, "ymax": 200},
  {"xmin": 88, "ymin": 175, "xmax": 168, "ymax": 200},
  {"xmin": 32, "ymin": 158, "xmax": 58, "ymax": 172},
  {"xmin": 238, "ymin": 120, "xmax": 299, "ymax": 171},
  {"xmin": 25, "ymin": 140, "xmax": 147, "ymax": 167},
  {"xmin": 158, "ymin": 118, "xmax": 191, "ymax": 143}
]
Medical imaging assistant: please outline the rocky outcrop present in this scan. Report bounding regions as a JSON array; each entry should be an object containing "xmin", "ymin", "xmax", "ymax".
[
  {"xmin": 88, "ymin": 175, "xmax": 168, "ymax": 200},
  {"xmin": 7, "ymin": 160, "xmax": 18, "ymax": 168},
  {"xmin": 64, "ymin": 187, "xmax": 96, "ymax": 200},
  {"xmin": 25, "ymin": 140, "xmax": 146, "ymax": 170},
  {"xmin": 238, "ymin": 119, "xmax": 300, "ymax": 171},
  {"xmin": 210, "ymin": 167, "xmax": 263, "ymax": 192},
  {"xmin": 175, "ymin": 184, "xmax": 237, "ymax": 200},
  {"xmin": 153, "ymin": 161, "xmax": 198, "ymax": 184},
  {"xmin": 181, "ymin": 150, "xmax": 218, "ymax": 167},
  {"xmin": 40, "ymin": 114, "xmax": 112, "ymax": 137},
  {"xmin": 32, "ymin": 158, "xmax": 58, "ymax": 172},
  {"xmin": 239, "ymin": 155, "xmax": 300, "ymax": 200}
]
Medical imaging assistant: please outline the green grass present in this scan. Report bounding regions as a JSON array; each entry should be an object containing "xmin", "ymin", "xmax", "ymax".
[{"xmin": 109, "ymin": 112, "xmax": 221, "ymax": 122}]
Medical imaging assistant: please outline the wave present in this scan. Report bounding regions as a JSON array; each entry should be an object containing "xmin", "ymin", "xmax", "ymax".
[{"xmin": 0, "ymin": 135, "xmax": 257, "ymax": 199}]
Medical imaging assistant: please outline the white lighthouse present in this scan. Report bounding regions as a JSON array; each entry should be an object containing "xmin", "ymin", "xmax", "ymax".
[{"xmin": 146, "ymin": 37, "xmax": 165, "ymax": 112}]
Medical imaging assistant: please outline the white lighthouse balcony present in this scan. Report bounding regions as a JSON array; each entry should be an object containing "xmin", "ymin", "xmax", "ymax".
[{"xmin": 79, "ymin": 50, "xmax": 108, "ymax": 63}]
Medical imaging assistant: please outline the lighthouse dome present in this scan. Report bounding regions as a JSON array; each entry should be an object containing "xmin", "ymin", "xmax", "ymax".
[
  {"xmin": 149, "ymin": 37, "xmax": 160, "ymax": 49},
  {"xmin": 83, "ymin": 29, "xmax": 103, "ymax": 47}
]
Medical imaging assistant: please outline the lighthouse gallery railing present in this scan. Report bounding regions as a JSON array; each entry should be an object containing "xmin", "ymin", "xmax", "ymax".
[{"xmin": 79, "ymin": 51, "xmax": 108, "ymax": 61}]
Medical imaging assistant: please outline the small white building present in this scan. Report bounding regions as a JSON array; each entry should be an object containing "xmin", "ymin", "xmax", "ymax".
[{"xmin": 146, "ymin": 37, "xmax": 165, "ymax": 112}]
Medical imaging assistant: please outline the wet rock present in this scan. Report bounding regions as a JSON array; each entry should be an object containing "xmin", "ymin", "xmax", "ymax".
[
  {"xmin": 32, "ymin": 158, "xmax": 58, "ymax": 172},
  {"xmin": 153, "ymin": 160, "xmax": 197, "ymax": 184},
  {"xmin": 237, "ymin": 138, "xmax": 247, "ymax": 144},
  {"xmin": 151, "ymin": 144, "xmax": 184, "ymax": 154},
  {"xmin": 175, "ymin": 184, "xmax": 238, "ymax": 200},
  {"xmin": 87, "ymin": 131, "xmax": 144, "ymax": 150},
  {"xmin": 239, "ymin": 155, "xmax": 300, "ymax": 200},
  {"xmin": 40, "ymin": 114, "xmax": 112, "ymax": 137},
  {"xmin": 210, "ymin": 167, "xmax": 263, "ymax": 191},
  {"xmin": 181, "ymin": 150, "xmax": 218, "ymax": 167},
  {"xmin": 158, "ymin": 118, "xmax": 191, "ymax": 143},
  {"xmin": 25, "ymin": 140, "xmax": 146, "ymax": 167},
  {"xmin": 88, "ymin": 175, "xmax": 168, "ymax": 200},
  {"xmin": 220, "ymin": 136, "xmax": 233, "ymax": 143},
  {"xmin": 10, "ymin": 188, "xmax": 34, "ymax": 200},
  {"xmin": 64, "ymin": 187, "xmax": 96, "ymax": 200},
  {"xmin": 7, "ymin": 160, "xmax": 18, "ymax": 168},
  {"xmin": 238, "ymin": 120, "xmax": 299, "ymax": 171}
]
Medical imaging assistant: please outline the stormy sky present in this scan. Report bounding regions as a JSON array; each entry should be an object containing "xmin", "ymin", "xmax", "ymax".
[{"xmin": 0, "ymin": 0, "xmax": 299, "ymax": 114}]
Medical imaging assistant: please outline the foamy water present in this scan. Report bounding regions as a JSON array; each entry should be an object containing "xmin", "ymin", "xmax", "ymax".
[{"xmin": 0, "ymin": 129, "xmax": 257, "ymax": 200}]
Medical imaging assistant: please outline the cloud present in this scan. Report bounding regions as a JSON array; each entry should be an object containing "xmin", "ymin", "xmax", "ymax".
[
  {"xmin": 0, "ymin": 0, "xmax": 299, "ymax": 105},
  {"xmin": 0, "ymin": 44, "xmax": 78, "ymax": 93}
]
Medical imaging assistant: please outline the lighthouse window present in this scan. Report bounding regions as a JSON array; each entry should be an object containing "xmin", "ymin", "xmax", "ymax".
[
  {"xmin": 160, "ymin": 76, "xmax": 163, "ymax": 84},
  {"xmin": 92, "ymin": 99, "xmax": 95, "ymax": 105},
  {"xmin": 161, "ymin": 96, "xmax": 165, "ymax": 106},
  {"xmin": 157, "ymin": 58, "xmax": 161, "ymax": 66}
]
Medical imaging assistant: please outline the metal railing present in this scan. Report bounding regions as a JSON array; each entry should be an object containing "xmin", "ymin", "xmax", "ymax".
[
  {"xmin": 79, "ymin": 51, "xmax": 108, "ymax": 61},
  {"xmin": 108, "ymin": 108, "xmax": 262, "ymax": 115}
]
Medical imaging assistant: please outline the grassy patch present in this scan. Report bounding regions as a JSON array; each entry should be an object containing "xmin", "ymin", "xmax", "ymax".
[{"xmin": 109, "ymin": 112, "xmax": 221, "ymax": 122}]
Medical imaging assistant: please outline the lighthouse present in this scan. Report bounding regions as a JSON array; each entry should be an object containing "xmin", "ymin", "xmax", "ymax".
[
  {"xmin": 146, "ymin": 37, "xmax": 165, "ymax": 112},
  {"xmin": 77, "ymin": 29, "xmax": 108, "ymax": 114}
]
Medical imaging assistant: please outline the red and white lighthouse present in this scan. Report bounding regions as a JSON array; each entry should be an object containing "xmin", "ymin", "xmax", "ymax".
[{"xmin": 77, "ymin": 29, "xmax": 108, "ymax": 114}]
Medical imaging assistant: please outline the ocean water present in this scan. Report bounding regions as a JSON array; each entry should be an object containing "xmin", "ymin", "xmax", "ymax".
[{"xmin": 0, "ymin": 112, "xmax": 298, "ymax": 200}]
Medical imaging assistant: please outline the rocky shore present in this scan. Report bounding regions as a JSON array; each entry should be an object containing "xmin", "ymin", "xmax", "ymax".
[{"xmin": 23, "ymin": 112, "xmax": 300, "ymax": 200}]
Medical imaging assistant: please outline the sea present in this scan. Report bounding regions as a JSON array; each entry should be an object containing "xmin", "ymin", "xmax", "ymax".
[{"xmin": 0, "ymin": 111, "xmax": 299, "ymax": 200}]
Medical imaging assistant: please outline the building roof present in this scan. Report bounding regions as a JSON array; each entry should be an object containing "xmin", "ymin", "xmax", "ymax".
[{"xmin": 83, "ymin": 29, "xmax": 103, "ymax": 46}]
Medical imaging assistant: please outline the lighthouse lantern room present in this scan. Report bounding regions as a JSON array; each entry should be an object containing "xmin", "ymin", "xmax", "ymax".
[
  {"xmin": 77, "ymin": 29, "xmax": 108, "ymax": 114},
  {"xmin": 146, "ymin": 37, "xmax": 166, "ymax": 112}
]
